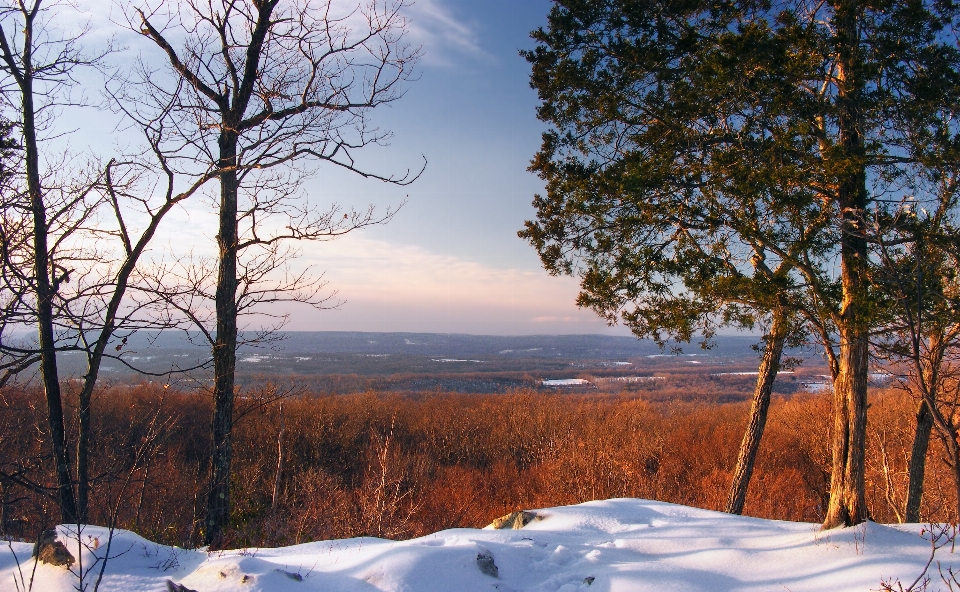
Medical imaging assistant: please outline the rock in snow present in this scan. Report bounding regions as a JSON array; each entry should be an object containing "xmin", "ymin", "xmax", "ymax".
[
  {"xmin": 1, "ymin": 499, "xmax": 956, "ymax": 591},
  {"xmin": 32, "ymin": 527, "xmax": 76, "ymax": 568},
  {"xmin": 476, "ymin": 548, "xmax": 499, "ymax": 578},
  {"xmin": 488, "ymin": 510, "xmax": 543, "ymax": 530}
]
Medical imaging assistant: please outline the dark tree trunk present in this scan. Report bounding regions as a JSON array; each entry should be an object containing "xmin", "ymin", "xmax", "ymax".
[
  {"xmin": 77, "ymin": 318, "xmax": 116, "ymax": 522},
  {"xmin": 75, "ymin": 159, "xmax": 186, "ymax": 521},
  {"xmin": 823, "ymin": 0, "xmax": 869, "ymax": 530},
  {"xmin": 905, "ymin": 399, "xmax": 933, "ymax": 522},
  {"xmin": 904, "ymin": 332, "xmax": 943, "ymax": 524},
  {"xmin": 134, "ymin": 0, "xmax": 403, "ymax": 546},
  {"xmin": 953, "ymin": 442, "xmax": 960, "ymax": 522},
  {"xmin": 193, "ymin": 0, "xmax": 276, "ymax": 549},
  {"xmin": 20, "ymin": 31, "xmax": 76, "ymax": 524},
  {"xmin": 205, "ymin": 133, "xmax": 240, "ymax": 547},
  {"xmin": 76, "ymin": 393, "xmax": 89, "ymax": 522},
  {"xmin": 1, "ymin": 478, "xmax": 9, "ymax": 535},
  {"xmin": 725, "ymin": 308, "xmax": 789, "ymax": 515}
]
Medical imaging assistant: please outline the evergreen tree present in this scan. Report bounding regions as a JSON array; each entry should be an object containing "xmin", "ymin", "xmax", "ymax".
[{"xmin": 522, "ymin": 0, "xmax": 960, "ymax": 527}]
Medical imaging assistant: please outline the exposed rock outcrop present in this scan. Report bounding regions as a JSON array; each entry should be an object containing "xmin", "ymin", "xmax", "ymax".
[
  {"xmin": 32, "ymin": 528, "xmax": 74, "ymax": 568},
  {"xmin": 488, "ymin": 510, "xmax": 543, "ymax": 529},
  {"xmin": 476, "ymin": 549, "xmax": 498, "ymax": 577},
  {"xmin": 166, "ymin": 580, "xmax": 199, "ymax": 592}
]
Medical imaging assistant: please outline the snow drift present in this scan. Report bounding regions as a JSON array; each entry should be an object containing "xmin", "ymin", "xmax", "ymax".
[{"xmin": 1, "ymin": 498, "xmax": 953, "ymax": 591}]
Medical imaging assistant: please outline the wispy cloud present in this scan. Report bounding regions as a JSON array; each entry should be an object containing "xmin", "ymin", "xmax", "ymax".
[
  {"xmin": 292, "ymin": 234, "xmax": 623, "ymax": 334},
  {"xmin": 531, "ymin": 316, "xmax": 587, "ymax": 324},
  {"xmin": 404, "ymin": 0, "xmax": 492, "ymax": 66}
]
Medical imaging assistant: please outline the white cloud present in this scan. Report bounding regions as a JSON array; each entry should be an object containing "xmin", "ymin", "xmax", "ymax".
[{"xmin": 404, "ymin": 0, "xmax": 492, "ymax": 66}]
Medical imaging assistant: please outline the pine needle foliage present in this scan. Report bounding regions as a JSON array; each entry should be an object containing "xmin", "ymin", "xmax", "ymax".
[{"xmin": 520, "ymin": 0, "xmax": 960, "ymax": 527}]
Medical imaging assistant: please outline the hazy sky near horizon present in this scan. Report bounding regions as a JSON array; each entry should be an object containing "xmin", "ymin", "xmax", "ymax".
[
  {"xmin": 291, "ymin": 0, "xmax": 631, "ymax": 335},
  {"xmin": 46, "ymin": 0, "xmax": 635, "ymax": 336}
]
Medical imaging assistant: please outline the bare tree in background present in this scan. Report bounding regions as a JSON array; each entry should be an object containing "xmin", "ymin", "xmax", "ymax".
[
  {"xmin": 873, "ymin": 186, "xmax": 960, "ymax": 522},
  {"xmin": 0, "ymin": 0, "xmax": 113, "ymax": 523},
  {"xmin": 128, "ymin": 0, "xmax": 421, "ymax": 545},
  {"xmin": 0, "ymin": 0, "xmax": 220, "ymax": 524}
]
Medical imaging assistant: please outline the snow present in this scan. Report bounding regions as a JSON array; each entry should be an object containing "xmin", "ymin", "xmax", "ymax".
[
  {"xmin": 2, "ymin": 499, "xmax": 953, "ymax": 592},
  {"xmin": 712, "ymin": 372, "xmax": 795, "ymax": 376},
  {"xmin": 595, "ymin": 376, "xmax": 662, "ymax": 383},
  {"xmin": 432, "ymin": 359, "xmax": 485, "ymax": 363},
  {"xmin": 542, "ymin": 379, "xmax": 591, "ymax": 386}
]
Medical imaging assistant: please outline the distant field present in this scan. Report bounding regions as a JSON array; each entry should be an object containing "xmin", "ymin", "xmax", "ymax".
[{"xmin": 25, "ymin": 331, "xmax": 836, "ymax": 400}]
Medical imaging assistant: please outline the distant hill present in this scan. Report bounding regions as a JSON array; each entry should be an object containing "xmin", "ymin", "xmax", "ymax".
[
  {"xmin": 24, "ymin": 331, "xmax": 822, "ymax": 392},
  {"xmin": 117, "ymin": 330, "xmax": 767, "ymax": 358}
]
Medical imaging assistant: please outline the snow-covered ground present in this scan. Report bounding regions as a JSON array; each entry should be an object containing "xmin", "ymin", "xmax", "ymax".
[
  {"xmin": 541, "ymin": 379, "xmax": 591, "ymax": 386},
  {"xmin": 2, "ymin": 498, "xmax": 954, "ymax": 591}
]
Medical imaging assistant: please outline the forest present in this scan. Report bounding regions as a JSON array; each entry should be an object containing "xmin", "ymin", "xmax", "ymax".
[{"xmin": 2, "ymin": 381, "xmax": 955, "ymax": 550}]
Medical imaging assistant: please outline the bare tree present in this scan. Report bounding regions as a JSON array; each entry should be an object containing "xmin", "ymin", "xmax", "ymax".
[
  {"xmin": 128, "ymin": 0, "xmax": 421, "ymax": 545},
  {"xmin": 873, "ymin": 186, "xmax": 960, "ymax": 522},
  {"xmin": 0, "ymin": 0, "xmax": 221, "ymax": 524},
  {"xmin": 0, "ymin": 0, "xmax": 114, "ymax": 523}
]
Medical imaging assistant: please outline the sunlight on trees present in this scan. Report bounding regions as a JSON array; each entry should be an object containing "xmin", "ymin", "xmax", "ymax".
[
  {"xmin": 521, "ymin": 0, "xmax": 960, "ymax": 527},
  {"xmin": 0, "ymin": 0, "xmax": 420, "ymax": 546},
  {"xmin": 126, "ymin": 0, "xmax": 420, "ymax": 545}
]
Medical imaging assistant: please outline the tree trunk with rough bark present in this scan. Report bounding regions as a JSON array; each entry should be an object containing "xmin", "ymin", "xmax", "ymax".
[
  {"xmin": 822, "ymin": 0, "xmax": 870, "ymax": 530},
  {"xmin": 725, "ymin": 308, "xmax": 789, "ymax": 515},
  {"xmin": 824, "ymin": 329, "xmax": 869, "ymax": 528},
  {"xmin": 905, "ymin": 400, "xmax": 933, "ymax": 522},
  {"xmin": 205, "ymin": 132, "xmax": 240, "ymax": 547}
]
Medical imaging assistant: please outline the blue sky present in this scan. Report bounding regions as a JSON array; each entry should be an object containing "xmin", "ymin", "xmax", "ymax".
[
  {"xmin": 293, "ymin": 0, "xmax": 632, "ymax": 335},
  {"xmin": 48, "ymin": 0, "xmax": 634, "ymax": 336}
]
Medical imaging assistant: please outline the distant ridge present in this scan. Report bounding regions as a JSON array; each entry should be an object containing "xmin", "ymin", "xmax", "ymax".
[
  {"xmin": 122, "ymin": 330, "xmax": 765, "ymax": 359},
  {"xmin": 22, "ymin": 331, "xmax": 805, "ymax": 383}
]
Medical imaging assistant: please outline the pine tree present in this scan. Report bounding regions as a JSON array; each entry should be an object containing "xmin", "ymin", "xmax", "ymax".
[{"xmin": 522, "ymin": 0, "xmax": 960, "ymax": 527}]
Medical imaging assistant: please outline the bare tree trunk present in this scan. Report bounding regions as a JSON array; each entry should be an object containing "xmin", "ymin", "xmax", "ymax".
[
  {"xmin": 905, "ymin": 399, "xmax": 933, "ymax": 522},
  {"xmin": 272, "ymin": 403, "xmax": 285, "ymax": 509},
  {"xmin": 1, "ymin": 5, "xmax": 195, "ymax": 523},
  {"xmin": 0, "ymin": 478, "xmax": 8, "ymax": 535},
  {"xmin": 822, "ymin": 0, "xmax": 870, "ymax": 530},
  {"xmin": 4, "ymin": 8, "xmax": 77, "ymax": 523},
  {"xmin": 205, "ymin": 134, "xmax": 240, "ymax": 547},
  {"xmin": 76, "ymin": 161, "xmax": 187, "ymax": 522},
  {"xmin": 29, "ymin": 121, "xmax": 76, "ymax": 525},
  {"xmin": 135, "ymin": 0, "xmax": 413, "ymax": 545},
  {"xmin": 725, "ymin": 308, "xmax": 789, "ymax": 514}
]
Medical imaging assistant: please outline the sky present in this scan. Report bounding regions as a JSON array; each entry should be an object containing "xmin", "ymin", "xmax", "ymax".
[
  {"xmin": 288, "ymin": 0, "xmax": 628, "ymax": 335},
  {"xmin": 41, "ymin": 0, "xmax": 635, "ymax": 336}
]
